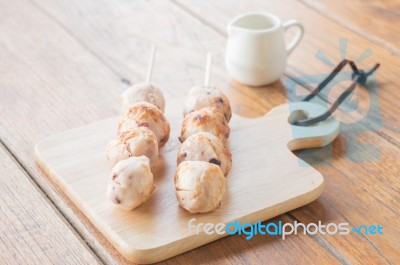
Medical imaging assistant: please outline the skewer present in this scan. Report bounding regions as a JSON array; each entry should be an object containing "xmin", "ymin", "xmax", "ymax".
[
  {"xmin": 146, "ymin": 45, "xmax": 157, "ymax": 84},
  {"xmin": 204, "ymin": 52, "xmax": 212, "ymax": 87}
]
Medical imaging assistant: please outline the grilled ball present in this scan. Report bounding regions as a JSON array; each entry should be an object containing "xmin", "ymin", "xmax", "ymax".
[
  {"xmin": 174, "ymin": 161, "xmax": 226, "ymax": 213},
  {"xmin": 177, "ymin": 132, "xmax": 232, "ymax": 176},
  {"xmin": 118, "ymin": 102, "xmax": 170, "ymax": 147},
  {"xmin": 106, "ymin": 127, "xmax": 158, "ymax": 168},
  {"xmin": 180, "ymin": 107, "xmax": 230, "ymax": 143},
  {"xmin": 184, "ymin": 86, "xmax": 231, "ymax": 122},
  {"xmin": 121, "ymin": 82, "xmax": 165, "ymax": 113},
  {"xmin": 107, "ymin": 156, "xmax": 154, "ymax": 210}
]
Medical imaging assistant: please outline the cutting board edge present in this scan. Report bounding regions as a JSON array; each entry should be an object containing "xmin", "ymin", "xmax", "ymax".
[
  {"xmin": 34, "ymin": 142, "xmax": 325, "ymax": 264},
  {"xmin": 117, "ymin": 175, "xmax": 326, "ymax": 264}
]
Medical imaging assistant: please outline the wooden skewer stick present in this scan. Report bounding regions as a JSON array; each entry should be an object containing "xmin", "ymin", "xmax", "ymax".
[
  {"xmin": 204, "ymin": 52, "xmax": 212, "ymax": 87},
  {"xmin": 146, "ymin": 45, "xmax": 157, "ymax": 84}
]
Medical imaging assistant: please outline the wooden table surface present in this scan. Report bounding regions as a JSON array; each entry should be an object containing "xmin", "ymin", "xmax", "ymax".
[{"xmin": 0, "ymin": 0, "xmax": 398, "ymax": 264}]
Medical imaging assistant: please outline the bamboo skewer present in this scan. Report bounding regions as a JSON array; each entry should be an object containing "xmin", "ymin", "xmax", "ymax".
[
  {"xmin": 146, "ymin": 45, "xmax": 157, "ymax": 84},
  {"xmin": 204, "ymin": 52, "xmax": 212, "ymax": 86}
]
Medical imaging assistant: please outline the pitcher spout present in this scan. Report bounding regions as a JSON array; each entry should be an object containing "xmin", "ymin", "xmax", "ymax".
[{"xmin": 227, "ymin": 12, "xmax": 281, "ymax": 36}]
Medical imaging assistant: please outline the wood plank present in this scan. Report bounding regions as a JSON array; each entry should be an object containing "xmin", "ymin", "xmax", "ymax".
[
  {"xmin": 1, "ymin": 0, "xmax": 398, "ymax": 264},
  {"xmin": 0, "ymin": 0, "xmax": 343, "ymax": 264},
  {"xmin": 301, "ymin": 0, "xmax": 400, "ymax": 54},
  {"xmin": 0, "ymin": 0, "xmax": 132, "ymax": 263},
  {"xmin": 35, "ymin": 99, "xmax": 339, "ymax": 263},
  {"xmin": 170, "ymin": 0, "xmax": 400, "ymax": 264},
  {"xmin": 0, "ymin": 144, "xmax": 100, "ymax": 265},
  {"xmin": 163, "ymin": 215, "xmax": 342, "ymax": 265},
  {"xmin": 30, "ymin": 0, "xmax": 400, "ymax": 147},
  {"xmin": 171, "ymin": 0, "xmax": 400, "ymax": 145}
]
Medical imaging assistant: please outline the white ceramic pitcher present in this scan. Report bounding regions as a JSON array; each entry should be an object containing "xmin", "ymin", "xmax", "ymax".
[{"xmin": 226, "ymin": 12, "xmax": 304, "ymax": 86}]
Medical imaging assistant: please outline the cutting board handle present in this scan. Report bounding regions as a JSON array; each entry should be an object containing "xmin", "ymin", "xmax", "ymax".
[{"xmin": 284, "ymin": 102, "xmax": 340, "ymax": 151}]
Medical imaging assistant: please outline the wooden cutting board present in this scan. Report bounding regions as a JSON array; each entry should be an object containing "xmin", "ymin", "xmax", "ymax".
[{"xmin": 35, "ymin": 98, "xmax": 339, "ymax": 264}]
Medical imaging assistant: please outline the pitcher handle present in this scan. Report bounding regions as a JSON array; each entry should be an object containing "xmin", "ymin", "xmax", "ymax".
[{"xmin": 283, "ymin": 20, "xmax": 304, "ymax": 56}]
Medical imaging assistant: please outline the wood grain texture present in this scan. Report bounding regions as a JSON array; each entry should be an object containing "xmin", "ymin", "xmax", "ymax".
[
  {"xmin": 0, "ymin": 0, "xmax": 343, "ymax": 264},
  {"xmin": 0, "ymin": 0, "xmax": 399, "ymax": 264},
  {"xmin": 35, "ymin": 99, "xmax": 339, "ymax": 263},
  {"xmin": 172, "ymin": 0, "xmax": 400, "ymax": 264},
  {"xmin": 0, "ymin": 0, "xmax": 132, "ymax": 263},
  {"xmin": 0, "ymin": 145, "xmax": 101, "ymax": 265},
  {"xmin": 301, "ymin": 0, "xmax": 400, "ymax": 54},
  {"xmin": 171, "ymin": 0, "xmax": 400, "ymax": 143}
]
